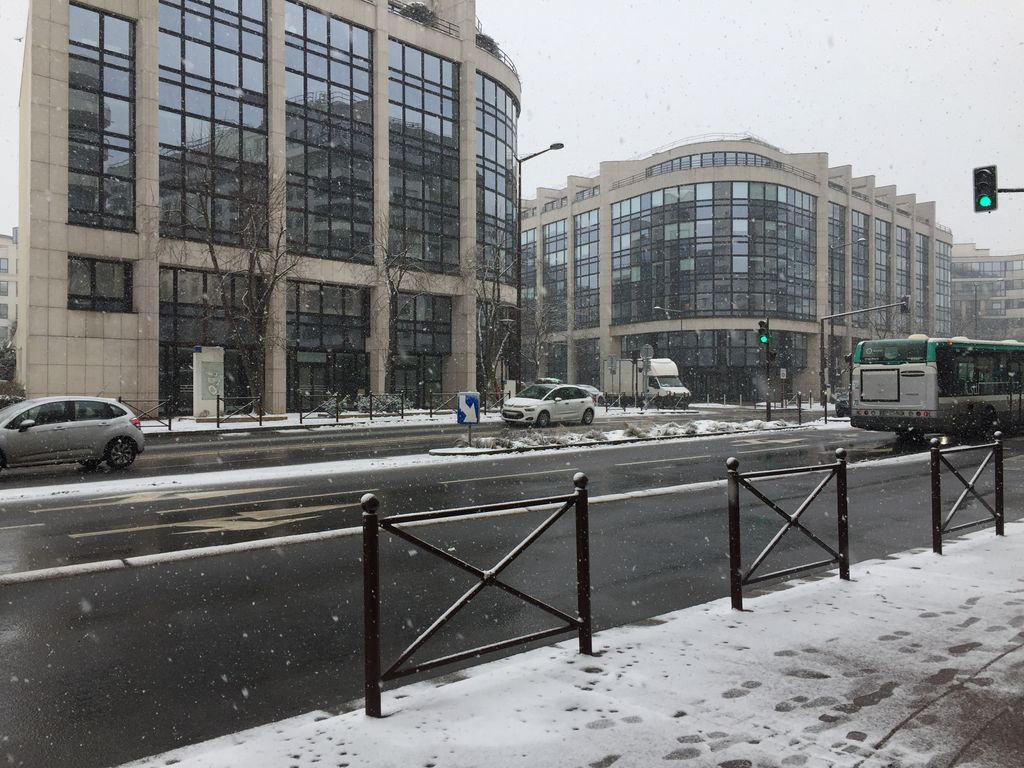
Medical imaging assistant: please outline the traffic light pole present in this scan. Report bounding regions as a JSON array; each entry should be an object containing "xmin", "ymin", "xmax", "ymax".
[
  {"xmin": 765, "ymin": 329, "xmax": 771, "ymax": 422},
  {"xmin": 818, "ymin": 296, "xmax": 911, "ymax": 421}
]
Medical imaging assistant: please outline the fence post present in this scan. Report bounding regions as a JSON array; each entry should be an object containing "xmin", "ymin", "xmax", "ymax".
[
  {"xmin": 369, "ymin": 392, "xmax": 374, "ymax": 422},
  {"xmin": 726, "ymin": 457, "xmax": 743, "ymax": 610},
  {"xmin": 361, "ymin": 493, "xmax": 382, "ymax": 718},
  {"xmin": 400, "ymin": 391, "xmax": 405, "ymax": 420},
  {"xmin": 429, "ymin": 392, "xmax": 434, "ymax": 419},
  {"xmin": 216, "ymin": 395, "xmax": 222, "ymax": 428},
  {"xmin": 994, "ymin": 431, "xmax": 1004, "ymax": 536},
  {"xmin": 930, "ymin": 438, "xmax": 943, "ymax": 555},
  {"xmin": 835, "ymin": 448, "xmax": 850, "ymax": 580},
  {"xmin": 797, "ymin": 393, "xmax": 802, "ymax": 425},
  {"xmin": 335, "ymin": 394, "xmax": 340, "ymax": 424},
  {"xmin": 258, "ymin": 397, "xmax": 263, "ymax": 427},
  {"xmin": 573, "ymin": 472, "xmax": 593, "ymax": 655}
]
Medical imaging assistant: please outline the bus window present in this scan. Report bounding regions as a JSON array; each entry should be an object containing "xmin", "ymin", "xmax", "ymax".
[{"xmin": 860, "ymin": 339, "xmax": 927, "ymax": 364}]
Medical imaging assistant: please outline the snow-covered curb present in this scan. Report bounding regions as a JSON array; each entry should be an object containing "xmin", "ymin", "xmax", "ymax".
[{"xmin": 430, "ymin": 418, "xmax": 803, "ymax": 455}]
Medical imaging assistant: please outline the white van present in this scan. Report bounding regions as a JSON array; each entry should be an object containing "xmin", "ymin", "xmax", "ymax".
[{"xmin": 644, "ymin": 358, "xmax": 691, "ymax": 406}]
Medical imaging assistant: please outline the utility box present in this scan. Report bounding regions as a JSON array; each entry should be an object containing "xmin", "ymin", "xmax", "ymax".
[{"xmin": 192, "ymin": 346, "xmax": 224, "ymax": 418}]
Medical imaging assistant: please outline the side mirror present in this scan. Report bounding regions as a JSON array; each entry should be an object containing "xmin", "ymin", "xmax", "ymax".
[
  {"xmin": 554, "ymin": 397, "xmax": 562, "ymax": 402},
  {"xmin": 18, "ymin": 419, "xmax": 36, "ymax": 432}
]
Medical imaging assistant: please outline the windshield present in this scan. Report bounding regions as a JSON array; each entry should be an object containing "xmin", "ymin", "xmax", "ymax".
[
  {"xmin": 655, "ymin": 376, "xmax": 683, "ymax": 387},
  {"xmin": 516, "ymin": 384, "xmax": 556, "ymax": 399},
  {"xmin": 857, "ymin": 340, "xmax": 928, "ymax": 365},
  {"xmin": 0, "ymin": 401, "xmax": 26, "ymax": 424}
]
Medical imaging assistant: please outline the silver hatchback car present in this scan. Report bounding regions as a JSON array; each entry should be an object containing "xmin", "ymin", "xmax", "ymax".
[{"xmin": 0, "ymin": 396, "xmax": 145, "ymax": 473}]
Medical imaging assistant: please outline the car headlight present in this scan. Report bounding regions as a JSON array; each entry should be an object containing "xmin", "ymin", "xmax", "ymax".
[{"xmin": 522, "ymin": 406, "xmax": 536, "ymax": 411}]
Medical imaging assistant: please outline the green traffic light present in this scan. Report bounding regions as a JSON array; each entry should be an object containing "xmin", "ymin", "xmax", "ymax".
[
  {"xmin": 758, "ymin": 334, "xmax": 769, "ymax": 344},
  {"xmin": 978, "ymin": 194, "xmax": 993, "ymax": 208}
]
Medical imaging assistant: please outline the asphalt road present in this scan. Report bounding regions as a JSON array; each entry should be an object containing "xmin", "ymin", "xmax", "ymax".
[
  {"xmin": 0, "ymin": 424, "xmax": 1018, "ymax": 768},
  {"xmin": 3, "ymin": 422, "xmax": 918, "ymax": 575}
]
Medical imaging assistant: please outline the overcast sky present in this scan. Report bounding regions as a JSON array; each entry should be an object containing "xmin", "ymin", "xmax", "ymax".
[{"xmin": 0, "ymin": 0, "xmax": 1021, "ymax": 252}]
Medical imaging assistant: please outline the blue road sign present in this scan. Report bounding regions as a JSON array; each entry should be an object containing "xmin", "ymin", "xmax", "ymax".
[{"xmin": 457, "ymin": 391, "xmax": 480, "ymax": 424}]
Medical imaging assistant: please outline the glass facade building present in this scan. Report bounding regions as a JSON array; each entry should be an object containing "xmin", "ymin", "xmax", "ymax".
[
  {"xmin": 522, "ymin": 138, "xmax": 955, "ymax": 401},
  {"xmin": 19, "ymin": 0, "xmax": 521, "ymax": 407}
]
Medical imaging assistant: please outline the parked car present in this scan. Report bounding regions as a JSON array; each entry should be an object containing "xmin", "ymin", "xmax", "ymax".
[
  {"xmin": 576, "ymin": 384, "xmax": 606, "ymax": 406},
  {"xmin": 502, "ymin": 384, "xmax": 595, "ymax": 427},
  {"xmin": 0, "ymin": 396, "xmax": 145, "ymax": 473}
]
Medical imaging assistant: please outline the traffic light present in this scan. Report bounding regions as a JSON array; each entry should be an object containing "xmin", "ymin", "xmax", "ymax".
[
  {"xmin": 974, "ymin": 165, "xmax": 998, "ymax": 212},
  {"xmin": 757, "ymin": 320, "xmax": 769, "ymax": 345},
  {"xmin": 900, "ymin": 294, "xmax": 910, "ymax": 313}
]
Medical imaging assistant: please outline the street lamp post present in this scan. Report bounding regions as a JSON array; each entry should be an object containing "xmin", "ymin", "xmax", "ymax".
[
  {"xmin": 512, "ymin": 142, "xmax": 564, "ymax": 391},
  {"xmin": 820, "ymin": 238, "xmax": 866, "ymax": 414}
]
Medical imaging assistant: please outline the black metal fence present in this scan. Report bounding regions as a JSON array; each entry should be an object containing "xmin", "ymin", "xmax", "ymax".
[
  {"xmin": 118, "ymin": 397, "xmax": 175, "ymax": 431},
  {"xmin": 929, "ymin": 433, "xmax": 1004, "ymax": 554},
  {"xmin": 215, "ymin": 395, "xmax": 263, "ymax": 428},
  {"xmin": 726, "ymin": 449, "xmax": 850, "ymax": 611},
  {"xmin": 360, "ymin": 473, "xmax": 593, "ymax": 717}
]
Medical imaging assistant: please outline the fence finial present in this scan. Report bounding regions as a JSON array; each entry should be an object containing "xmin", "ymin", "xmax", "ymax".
[
  {"xmin": 726, "ymin": 457, "xmax": 739, "ymax": 471},
  {"xmin": 361, "ymin": 493, "xmax": 380, "ymax": 514},
  {"xmin": 573, "ymin": 472, "xmax": 589, "ymax": 489},
  {"xmin": 834, "ymin": 447, "xmax": 847, "ymax": 461}
]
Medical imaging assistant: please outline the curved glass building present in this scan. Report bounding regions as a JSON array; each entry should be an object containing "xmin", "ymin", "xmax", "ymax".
[{"xmin": 521, "ymin": 137, "xmax": 954, "ymax": 401}]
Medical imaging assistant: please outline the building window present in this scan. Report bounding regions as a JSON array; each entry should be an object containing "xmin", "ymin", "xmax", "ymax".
[
  {"xmin": 0, "ymin": 281, "xmax": 7, "ymax": 296},
  {"xmin": 284, "ymin": 2, "xmax": 373, "ymax": 263},
  {"xmin": 388, "ymin": 39, "xmax": 460, "ymax": 272},
  {"xmin": 850, "ymin": 210, "xmax": 869, "ymax": 324},
  {"xmin": 0, "ymin": 304, "xmax": 8, "ymax": 320},
  {"xmin": 542, "ymin": 219, "xmax": 568, "ymax": 331},
  {"xmin": 397, "ymin": 293, "xmax": 452, "ymax": 354},
  {"xmin": 286, "ymin": 280, "xmax": 370, "ymax": 351},
  {"xmin": 611, "ymin": 181, "xmax": 816, "ymax": 325},
  {"xmin": 68, "ymin": 4, "xmax": 135, "ymax": 230},
  {"xmin": 68, "ymin": 256, "xmax": 133, "ymax": 312},
  {"xmin": 158, "ymin": 0, "xmax": 268, "ymax": 244},
  {"xmin": 574, "ymin": 209, "xmax": 600, "ymax": 328},
  {"xmin": 475, "ymin": 72, "xmax": 519, "ymax": 283},
  {"xmin": 0, "ymin": 258, "xmax": 8, "ymax": 272}
]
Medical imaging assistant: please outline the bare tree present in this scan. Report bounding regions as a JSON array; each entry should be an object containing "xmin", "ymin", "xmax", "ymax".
[
  {"xmin": 473, "ymin": 233, "xmax": 517, "ymax": 401},
  {"xmin": 160, "ymin": 132, "xmax": 299, "ymax": 410},
  {"xmin": 370, "ymin": 215, "xmax": 435, "ymax": 391},
  {"xmin": 0, "ymin": 319, "xmax": 16, "ymax": 381},
  {"xmin": 521, "ymin": 298, "xmax": 564, "ymax": 383}
]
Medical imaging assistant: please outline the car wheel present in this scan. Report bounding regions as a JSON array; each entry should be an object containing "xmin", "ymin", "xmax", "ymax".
[
  {"xmin": 581, "ymin": 408, "xmax": 594, "ymax": 426},
  {"xmin": 105, "ymin": 436, "xmax": 138, "ymax": 469},
  {"xmin": 535, "ymin": 411, "xmax": 551, "ymax": 428},
  {"xmin": 79, "ymin": 459, "xmax": 101, "ymax": 471}
]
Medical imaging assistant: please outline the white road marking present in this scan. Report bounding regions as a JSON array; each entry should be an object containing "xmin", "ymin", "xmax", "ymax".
[
  {"xmin": 154, "ymin": 490, "xmax": 377, "ymax": 517},
  {"xmin": 730, "ymin": 437, "xmax": 807, "ymax": 447},
  {"xmin": 0, "ymin": 523, "xmax": 45, "ymax": 532},
  {"xmin": 440, "ymin": 468, "xmax": 578, "ymax": 485},
  {"xmin": 70, "ymin": 503, "xmax": 355, "ymax": 539},
  {"xmin": 614, "ymin": 456, "xmax": 704, "ymax": 467},
  {"xmin": 735, "ymin": 444, "xmax": 808, "ymax": 455}
]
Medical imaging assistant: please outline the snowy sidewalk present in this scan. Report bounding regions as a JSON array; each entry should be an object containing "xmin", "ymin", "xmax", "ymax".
[{"xmin": 121, "ymin": 522, "xmax": 1024, "ymax": 768}]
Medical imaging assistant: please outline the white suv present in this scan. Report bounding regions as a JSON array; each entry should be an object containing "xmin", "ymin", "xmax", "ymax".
[
  {"xmin": 0, "ymin": 396, "xmax": 145, "ymax": 473},
  {"xmin": 501, "ymin": 384, "xmax": 596, "ymax": 427}
]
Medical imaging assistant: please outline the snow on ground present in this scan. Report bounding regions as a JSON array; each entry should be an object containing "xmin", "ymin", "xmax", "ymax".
[
  {"xmin": 119, "ymin": 520, "xmax": 1024, "ymax": 768},
  {"xmin": 137, "ymin": 403, "xmax": 833, "ymax": 435}
]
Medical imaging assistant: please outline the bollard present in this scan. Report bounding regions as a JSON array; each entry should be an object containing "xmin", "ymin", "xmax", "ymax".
[
  {"xmin": 361, "ymin": 493, "xmax": 382, "ymax": 717},
  {"xmin": 573, "ymin": 473, "xmax": 593, "ymax": 655},
  {"xmin": 836, "ymin": 448, "xmax": 850, "ymax": 580},
  {"xmin": 726, "ymin": 457, "xmax": 743, "ymax": 610},
  {"xmin": 930, "ymin": 438, "xmax": 942, "ymax": 554},
  {"xmin": 797, "ymin": 393, "xmax": 802, "ymax": 425},
  {"xmin": 995, "ymin": 431, "xmax": 1004, "ymax": 536}
]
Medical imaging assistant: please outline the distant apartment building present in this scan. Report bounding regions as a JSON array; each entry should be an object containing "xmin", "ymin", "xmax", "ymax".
[
  {"xmin": 951, "ymin": 244, "xmax": 1024, "ymax": 341},
  {"xmin": 18, "ymin": 0, "xmax": 520, "ymax": 410},
  {"xmin": 0, "ymin": 231, "xmax": 17, "ymax": 347},
  {"xmin": 520, "ymin": 136, "xmax": 954, "ymax": 400}
]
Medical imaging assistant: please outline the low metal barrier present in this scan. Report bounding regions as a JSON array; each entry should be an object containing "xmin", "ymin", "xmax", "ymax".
[
  {"xmin": 215, "ymin": 395, "xmax": 263, "ymax": 428},
  {"xmin": 726, "ymin": 449, "xmax": 850, "ymax": 610},
  {"xmin": 929, "ymin": 433, "xmax": 1004, "ymax": 554},
  {"xmin": 117, "ymin": 397, "xmax": 174, "ymax": 431},
  {"xmin": 297, "ymin": 393, "xmax": 340, "ymax": 424},
  {"xmin": 360, "ymin": 473, "xmax": 593, "ymax": 717}
]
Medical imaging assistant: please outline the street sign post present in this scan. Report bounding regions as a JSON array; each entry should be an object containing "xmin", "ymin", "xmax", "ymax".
[{"xmin": 457, "ymin": 391, "xmax": 480, "ymax": 443}]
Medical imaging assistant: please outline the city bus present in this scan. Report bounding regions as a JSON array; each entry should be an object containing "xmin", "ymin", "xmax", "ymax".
[{"xmin": 850, "ymin": 334, "xmax": 1024, "ymax": 437}]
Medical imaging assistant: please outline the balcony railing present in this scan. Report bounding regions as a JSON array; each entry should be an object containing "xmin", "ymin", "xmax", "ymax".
[{"xmin": 388, "ymin": 0, "xmax": 459, "ymax": 38}]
